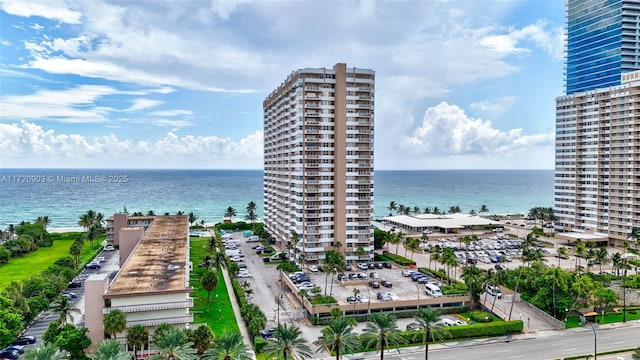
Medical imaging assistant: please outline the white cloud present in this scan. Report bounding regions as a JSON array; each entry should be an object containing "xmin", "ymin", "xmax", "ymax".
[
  {"xmin": 0, "ymin": 121, "xmax": 263, "ymax": 168},
  {"xmin": 126, "ymin": 98, "xmax": 163, "ymax": 112},
  {"xmin": 1, "ymin": 0, "xmax": 82, "ymax": 24},
  {"xmin": 470, "ymin": 96, "xmax": 516, "ymax": 116},
  {"xmin": 150, "ymin": 109, "xmax": 193, "ymax": 117},
  {"xmin": 481, "ymin": 19, "xmax": 564, "ymax": 60},
  {"xmin": 29, "ymin": 23, "xmax": 44, "ymax": 31},
  {"xmin": 402, "ymin": 101, "xmax": 553, "ymax": 156}
]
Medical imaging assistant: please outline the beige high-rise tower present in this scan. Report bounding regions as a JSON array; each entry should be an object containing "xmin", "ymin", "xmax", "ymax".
[{"xmin": 263, "ymin": 63, "xmax": 375, "ymax": 267}]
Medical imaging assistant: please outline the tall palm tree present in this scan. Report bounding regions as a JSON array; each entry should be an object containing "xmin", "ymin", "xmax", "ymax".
[
  {"xmin": 201, "ymin": 269, "xmax": 219, "ymax": 312},
  {"xmin": 70, "ymin": 241, "xmax": 83, "ymax": 269},
  {"xmin": 23, "ymin": 343, "xmax": 66, "ymax": 360},
  {"xmin": 394, "ymin": 231, "xmax": 405, "ymax": 256},
  {"xmin": 103, "ymin": 309, "xmax": 127, "ymax": 339},
  {"xmin": 408, "ymin": 307, "xmax": 449, "ymax": 360},
  {"xmin": 35, "ymin": 216, "xmax": 51, "ymax": 229},
  {"xmin": 313, "ymin": 317, "xmax": 359, "ymax": 360},
  {"xmin": 386, "ymin": 201, "xmax": 397, "ymax": 216},
  {"xmin": 543, "ymin": 266, "xmax": 569, "ymax": 318},
  {"xmin": 203, "ymin": 333, "xmax": 252, "ymax": 360},
  {"xmin": 224, "ymin": 207, "xmax": 237, "ymax": 219},
  {"xmin": 557, "ymin": 246, "xmax": 568, "ymax": 267},
  {"xmin": 127, "ymin": 325, "xmax": 149, "ymax": 359},
  {"xmin": 51, "ymin": 295, "xmax": 81, "ymax": 325},
  {"xmin": 479, "ymin": 204, "xmax": 489, "ymax": 216},
  {"xmin": 188, "ymin": 212, "xmax": 198, "ymax": 226},
  {"xmin": 362, "ymin": 312, "xmax": 403, "ymax": 360},
  {"xmin": 263, "ymin": 323, "xmax": 312, "ymax": 360},
  {"xmin": 85, "ymin": 223, "xmax": 100, "ymax": 249},
  {"xmin": 88, "ymin": 339, "xmax": 130, "ymax": 360},
  {"xmin": 245, "ymin": 201, "xmax": 258, "ymax": 232},
  {"xmin": 595, "ymin": 247, "xmax": 610, "ymax": 273},
  {"xmin": 150, "ymin": 327, "xmax": 197, "ymax": 360},
  {"xmin": 405, "ymin": 238, "xmax": 420, "ymax": 261}
]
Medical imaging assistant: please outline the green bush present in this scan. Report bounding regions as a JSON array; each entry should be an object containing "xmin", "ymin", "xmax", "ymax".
[
  {"xmin": 254, "ymin": 338, "xmax": 268, "ymax": 353},
  {"xmin": 309, "ymin": 296, "xmax": 337, "ymax": 305},
  {"xmin": 375, "ymin": 253, "xmax": 416, "ymax": 266},
  {"xmin": 470, "ymin": 311, "xmax": 493, "ymax": 323},
  {"xmin": 445, "ymin": 320, "xmax": 523, "ymax": 338}
]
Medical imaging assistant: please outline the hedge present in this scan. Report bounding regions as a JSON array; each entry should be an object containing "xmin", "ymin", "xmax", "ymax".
[
  {"xmin": 403, "ymin": 320, "xmax": 523, "ymax": 344},
  {"xmin": 375, "ymin": 253, "xmax": 416, "ymax": 266}
]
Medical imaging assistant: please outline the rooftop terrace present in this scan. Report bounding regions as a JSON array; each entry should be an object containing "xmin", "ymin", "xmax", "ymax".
[{"xmin": 107, "ymin": 215, "xmax": 190, "ymax": 297}]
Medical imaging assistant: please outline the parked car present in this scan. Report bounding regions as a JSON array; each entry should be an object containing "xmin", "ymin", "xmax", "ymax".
[
  {"xmin": 238, "ymin": 272, "xmax": 252, "ymax": 278},
  {"xmin": 292, "ymin": 274, "xmax": 310, "ymax": 284},
  {"xmin": 68, "ymin": 281, "xmax": 82, "ymax": 288},
  {"xmin": 369, "ymin": 272, "xmax": 380, "ymax": 279},
  {"xmin": 11, "ymin": 336, "xmax": 36, "ymax": 345},
  {"xmin": 337, "ymin": 273, "xmax": 346, "ymax": 281},
  {"xmin": 381, "ymin": 280, "xmax": 393, "ymax": 288},
  {"xmin": 262, "ymin": 257, "xmax": 270, "ymax": 263},
  {"xmin": 62, "ymin": 291, "xmax": 77, "ymax": 299},
  {"xmin": 85, "ymin": 262, "xmax": 100, "ymax": 269},
  {"xmin": 346, "ymin": 296, "xmax": 360, "ymax": 303},
  {"xmin": 237, "ymin": 263, "xmax": 247, "ymax": 269},
  {"xmin": 355, "ymin": 294, "xmax": 368, "ymax": 303},
  {"xmin": 401, "ymin": 269, "xmax": 415, "ymax": 277},
  {"xmin": 386, "ymin": 292, "xmax": 399, "ymax": 300},
  {"xmin": 104, "ymin": 245, "xmax": 115, "ymax": 251},
  {"xmin": 375, "ymin": 263, "xmax": 383, "ymax": 269},
  {"xmin": 495, "ymin": 263, "xmax": 507, "ymax": 271},
  {"xmin": 486, "ymin": 285, "xmax": 502, "ymax": 299},
  {"xmin": 357, "ymin": 263, "xmax": 369, "ymax": 270},
  {"xmin": 416, "ymin": 277, "xmax": 431, "ymax": 284},
  {"xmin": 348, "ymin": 273, "xmax": 358, "ymax": 280},
  {"xmin": 406, "ymin": 323, "xmax": 421, "ymax": 331},
  {"xmin": 357, "ymin": 273, "xmax": 368, "ymax": 279},
  {"xmin": 260, "ymin": 327, "xmax": 276, "ymax": 339},
  {"xmin": 344, "ymin": 264, "xmax": 352, "ymax": 271},
  {"xmin": 368, "ymin": 263, "xmax": 376, "ymax": 269},
  {"xmin": 308, "ymin": 265, "xmax": 319, "ymax": 272},
  {"xmin": 382, "ymin": 262, "xmax": 392, "ymax": 269},
  {"xmin": 0, "ymin": 349, "xmax": 20, "ymax": 360},
  {"xmin": 4, "ymin": 345, "xmax": 24, "ymax": 355},
  {"xmin": 368, "ymin": 280, "xmax": 380, "ymax": 289},
  {"xmin": 376, "ymin": 292, "xmax": 391, "ymax": 301}
]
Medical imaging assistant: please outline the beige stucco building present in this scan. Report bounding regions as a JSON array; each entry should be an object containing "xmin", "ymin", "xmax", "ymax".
[
  {"xmin": 105, "ymin": 214, "xmax": 155, "ymax": 246},
  {"xmin": 263, "ymin": 63, "xmax": 375, "ymax": 266},
  {"xmin": 555, "ymin": 70, "xmax": 640, "ymax": 246},
  {"xmin": 85, "ymin": 215, "xmax": 192, "ymax": 347}
]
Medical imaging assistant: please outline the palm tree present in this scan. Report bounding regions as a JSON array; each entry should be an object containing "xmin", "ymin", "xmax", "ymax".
[
  {"xmin": 201, "ymin": 270, "xmax": 219, "ymax": 312},
  {"xmin": 70, "ymin": 241, "xmax": 83, "ymax": 269},
  {"xmin": 409, "ymin": 307, "xmax": 449, "ymax": 360},
  {"xmin": 412, "ymin": 206, "xmax": 421, "ymax": 215},
  {"xmin": 51, "ymin": 295, "xmax": 81, "ymax": 325},
  {"xmin": 150, "ymin": 327, "xmax": 197, "ymax": 360},
  {"xmin": 35, "ymin": 216, "xmax": 51, "ymax": 229},
  {"xmin": 103, "ymin": 309, "xmax": 127, "ymax": 339},
  {"xmin": 189, "ymin": 324, "xmax": 214, "ymax": 355},
  {"xmin": 78, "ymin": 210, "xmax": 96, "ymax": 231},
  {"xmin": 557, "ymin": 246, "xmax": 568, "ymax": 267},
  {"xmin": 362, "ymin": 312, "xmax": 403, "ymax": 360},
  {"xmin": 263, "ymin": 323, "xmax": 312, "ymax": 360},
  {"xmin": 88, "ymin": 340, "xmax": 130, "ymax": 360},
  {"xmin": 127, "ymin": 324, "xmax": 149, "ymax": 359},
  {"xmin": 479, "ymin": 204, "xmax": 489, "ymax": 216},
  {"xmin": 85, "ymin": 223, "xmax": 100, "ymax": 249},
  {"xmin": 313, "ymin": 317, "xmax": 358, "ymax": 360},
  {"xmin": 23, "ymin": 343, "xmax": 66, "ymax": 360},
  {"xmin": 147, "ymin": 210, "xmax": 156, "ymax": 216},
  {"xmin": 405, "ymin": 238, "xmax": 420, "ymax": 261},
  {"xmin": 595, "ymin": 247, "xmax": 610, "ymax": 273},
  {"xmin": 224, "ymin": 207, "xmax": 237, "ymax": 220},
  {"xmin": 394, "ymin": 231, "xmax": 405, "ymax": 256},
  {"xmin": 188, "ymin": 212, "xmax": 198, "ymax": 226},
  {"xmin": 543, "ymin": 266, "xmax": 569, "ymax": 318},
  {"xmin": 386, "ymin": 201, "xmax": 397, "ymax": 216},
  {"xmin": 574, "ymin": 239, "xmax": 586, "ymax": 270},
  {"xmin": 245, "ymin": 201, "xmax": 258, "ymax": 232},
  {"xmin": 203, "ymin": 332, "xmax": 252, "ymax": 360}
]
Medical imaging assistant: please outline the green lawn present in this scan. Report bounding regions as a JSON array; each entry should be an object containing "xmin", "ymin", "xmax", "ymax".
[
  {"xmin": 190, "ymin": 237, "xmax": 239, "ymax": 335},
  {"xmin": 0, "ymin": 233, "xmax": 103, "ymax": 291},
  {"xmin": 566, "ymin": 309, "xmax": 640, "ymax": 328}
]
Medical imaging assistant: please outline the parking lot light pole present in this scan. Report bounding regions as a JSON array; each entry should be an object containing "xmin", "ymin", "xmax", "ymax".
[
  {"xmin": 366, "ymin": 287, "xmax": 371, "ymax": 320},
  {"xmin": 416, "ymin": 284, "xmax": 420, "ymax": 309},
  {"xmin": 589, "ymin": 323, "xmax": 597, "ymax": 360},
  {"xmin": 277, "ymin": 293, "xmax": 283, "ymax": 325}
]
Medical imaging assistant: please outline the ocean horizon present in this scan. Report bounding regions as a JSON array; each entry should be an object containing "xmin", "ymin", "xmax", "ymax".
[{"xmin": 0, "ymin": 168, "xmax": 554, "ymax": 230}]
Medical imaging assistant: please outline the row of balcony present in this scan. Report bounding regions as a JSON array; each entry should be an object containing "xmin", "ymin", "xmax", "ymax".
[
  {"xmin": 104, "ymin": 299, "xmax": 193, "ymax": 314},
  {"xmin": 126, "ymin": 315, "xmax": 193, "ymax": 328}
]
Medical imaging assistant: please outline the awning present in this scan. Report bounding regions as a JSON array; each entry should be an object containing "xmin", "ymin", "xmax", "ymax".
[{"xmin": 582, "ymin": 312, "xmax": 598, "ymax": 317}]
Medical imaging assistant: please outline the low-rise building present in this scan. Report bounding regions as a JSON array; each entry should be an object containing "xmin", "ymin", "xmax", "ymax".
[{"xmin": 85, "ymin": 215, "xmax": 192, "ymax": 347}]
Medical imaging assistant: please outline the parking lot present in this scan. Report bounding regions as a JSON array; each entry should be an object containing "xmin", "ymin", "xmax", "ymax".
[{"xmin": 18, "ymin": 246, "xmax": 120, "ymax": 348}]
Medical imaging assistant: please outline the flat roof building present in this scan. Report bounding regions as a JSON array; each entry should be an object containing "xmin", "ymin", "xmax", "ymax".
[
  {"xmin": 384, "ymin": 213, "xmax": 501, "ymax": 234},
  {"xmin": 85, "ymin": 215, "xmax": 192, "ymax": 347},
  {"xmin": 263, "ymin": 63, "xmax": 375, "ymax": 266}
]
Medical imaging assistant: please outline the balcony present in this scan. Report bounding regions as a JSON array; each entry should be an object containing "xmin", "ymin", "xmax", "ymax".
[
  {"xmin": 104, "ymin": 299, "xmax": 193, "ymax": 314},
  {"xmin": 126, "ymin": 315, "xmax": 193, "ymax": 328}
]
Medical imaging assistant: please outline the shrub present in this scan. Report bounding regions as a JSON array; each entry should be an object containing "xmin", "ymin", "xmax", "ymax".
[
  {"xmin": 375, "ymin": 253, "xmax": 416, "ymax": 266},
  {"xmin": 470, "ymin": 311, "xmax": 493, "ymax": 323},
  {"xmin": 254, "ymin": 338, "xmax": 268, "ymax": 353}
]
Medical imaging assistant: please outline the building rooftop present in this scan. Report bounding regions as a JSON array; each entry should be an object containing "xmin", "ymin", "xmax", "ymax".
[
  {"xmin": 384, "ymin": 213, "xmax": 501, "ymax": 230},
  {"xmin": 107, "ymin": 215, "xmax": 189, "ymax": 297}
]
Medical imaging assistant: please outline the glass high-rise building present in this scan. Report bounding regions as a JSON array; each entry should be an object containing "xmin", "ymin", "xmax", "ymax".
[
  {"xmin": 555, "ymin": 0, "xmax": 640, "ymax": 245},
  {"xmin": 565, "ymin": 0, "xmax": 640, "ymax": 95}
]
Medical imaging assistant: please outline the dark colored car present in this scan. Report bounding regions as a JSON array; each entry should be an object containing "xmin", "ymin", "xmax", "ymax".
[
  {"xmin": 337, "ymin": 273, "xmax": 346, "ymax": 281},
  {"xmin": 0, "ymin": 349, "xmax": 20, "ymax": 360},
  {"xmin": 368, "ymin": 280, "xmax": 380, "ymax": 289},
  {"xmin": 375, "ymin": 263, "xmax": 383, "ymax": 269},
  {"xmin": 381, "ymin": 280, "xmax": 392, "ymax": 288},
  {"xmin": 410, "ymin": 272, "xmax": 426, "ymax": 281},
  {"xmin": 237, "ymin": 263, "xmax": 247, "ymax": 268},
  {"xmin": 368, "ymin": 263, "xmax": 376, "ymax": 269},
  {"xmin": 346, "ymin": 296, "xmax": 359, "ymax": 303},
  {"xmin": 260, "ymin": 327, "xmax": 276, "ymax": 339},
  {"xmin": 62, "ymin": 292, "xmax": 77, "ymax": 299},
  {"xmin": 68, "ymin": 281, "xmax": 82, "ymax": 288},
  {"xmin": 85, "ymin": 262, "xmax": 100, "ymax": 269},
  {"xmin": 417, "ymin": 277, "xmax": 431, "ymax": 284},
  {"xmin": 382, "ymin": 262, "xmax": 392, "ymax": 269},
  {"xmin": 344, "ymin": 264, "xmax": 352, "ymax": 271},
  {"xmin": 292, "ymin": 275, "xmax": 310, "ymax": 284},
  {"xmin": 11, "ymin": 335, "xmax": 36, "ymax": 346},
  {"xmin": 495, "ymin": 264, "xmax": 507, "ymax": 271},
  {"xmin": 262, "ymin": 249, "xmax": 273, "ymax": 254},
  {"xmin": 262, "ymin": 257, "xmax": 270, "ymax": 263},
  {"xmin": 348, "ymin": 273, "xmax": 357, "ymax": 280},
  {"xmin": 4, "ymin": 345, "xmax": 24, "ymax": 354}
]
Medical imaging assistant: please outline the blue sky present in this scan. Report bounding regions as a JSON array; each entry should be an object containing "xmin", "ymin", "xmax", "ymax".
[{"xmin": 0, "ymin": 0, "xmax": 565, "ymax": 170}]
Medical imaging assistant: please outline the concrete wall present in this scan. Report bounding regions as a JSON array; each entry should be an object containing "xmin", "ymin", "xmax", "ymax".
[
  {"xmin": 85, "ymin": 273, "xmax": 109, "ymax": 350},
  {"xmin": 118, "ymin": 228, "xmax": 144, "ymax": 266}
]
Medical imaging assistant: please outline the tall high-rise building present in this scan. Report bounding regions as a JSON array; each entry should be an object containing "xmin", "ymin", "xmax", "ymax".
[
  {"xmin": 263, "ymin": 63, "xmax": 375, "ymax": 266},
  {"xmin": 565, "ymin": 0, "xmax": 640, "ymax": 95},
  {"xmin": 555, "ymin": 0, "xmax": 640, "ymax": 245}
]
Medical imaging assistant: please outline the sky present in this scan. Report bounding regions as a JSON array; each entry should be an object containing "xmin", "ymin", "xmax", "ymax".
[{"xmin": 0, "ymin": 0, "xmax": 566, "ymax": 170}]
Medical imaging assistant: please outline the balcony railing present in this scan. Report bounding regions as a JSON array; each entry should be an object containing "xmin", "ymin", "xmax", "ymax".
[
  {"xmin": 104, "ymin": 299, "xmax": 193, "ymax": 314},
  {"xmin": 126, "ymin": 315, "xmax": 193, "ymax": 328}
]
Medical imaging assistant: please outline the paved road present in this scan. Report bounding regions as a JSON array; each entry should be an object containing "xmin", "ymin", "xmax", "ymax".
[
  {"xmin": 373, "ymin": 322, "xmax": 640, "ymax": 360},
  {"xmin": 20, "ymin": 247, "xmax": 120, "ymax": 348}
]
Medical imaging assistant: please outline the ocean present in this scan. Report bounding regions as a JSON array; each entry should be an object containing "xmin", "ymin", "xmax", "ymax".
[{"xmin": 0, "ymin": 169, "xmax": 554, "ymax": 230}]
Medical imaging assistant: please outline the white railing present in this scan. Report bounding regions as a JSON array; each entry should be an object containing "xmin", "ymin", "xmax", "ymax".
[
  {"xmin": 126, "ymin": 315, "xmax": 193, "ymax": 328},
  {"xmin": 104, "ymin": 299, "xmax": 193, "ymax": 314}
]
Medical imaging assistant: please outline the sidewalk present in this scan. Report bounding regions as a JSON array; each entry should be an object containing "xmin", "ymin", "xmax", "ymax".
[{"xmin": 221, "ymin": 267, "xmax": 256, "ymax": 359}]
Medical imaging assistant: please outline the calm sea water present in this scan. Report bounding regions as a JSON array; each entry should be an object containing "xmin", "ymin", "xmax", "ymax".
[{"xmin": 0, "ymin": 169, "xmax": 554, "ymax": 229}]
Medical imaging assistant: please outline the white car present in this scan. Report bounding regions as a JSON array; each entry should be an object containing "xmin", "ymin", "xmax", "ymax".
[
  {"xmin": 357, "ymin": 263, "xmax": 369, "ymax": 270},
  {"xmin": 308, "ymin": 265, "xmax": 319, "ymax": 272},
  {"xmin": 104, "ymin": 245, "xmax": 115, "ymax": 251},
  {"xmin": 238, "ymin": 271, "xmax": 252, "ymax": 278},
  {"xmin": 386, "ymin": 292, "xmax": 399, "ymax": 301},
  {"xmin": 230, "ymin": 256, "xmax": 242, "ymax": 262}
]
